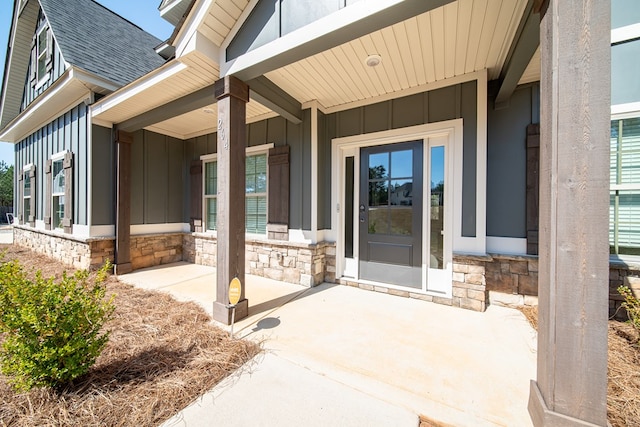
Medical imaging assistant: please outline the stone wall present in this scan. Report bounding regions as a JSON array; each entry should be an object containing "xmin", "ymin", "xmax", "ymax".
[
  {"xmin": 609, "ymin": 261, "xmax": 640, "ymax": 320},
  {"xmin": 184, "ymin": 233, "xmax": 336, "ymax": 287},
  {"xmin": 13, "ymin": 226, "xmax": 114, "ymax": 270},
  {"xmin": 130, "ymin": 233, "xmax": 183, "ymax": 270}
]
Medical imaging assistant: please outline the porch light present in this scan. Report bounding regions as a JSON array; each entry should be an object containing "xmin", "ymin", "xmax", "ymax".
[{"xmin": 365, "ymin": 54, "xmax": 382, "ymax": 67}]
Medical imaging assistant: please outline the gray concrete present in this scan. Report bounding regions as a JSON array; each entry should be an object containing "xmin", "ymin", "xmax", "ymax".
[
  {"xmin": 119, "ymin": 263, "xmax": 537, "ymax": 427},
  {"xmin": 0, "ymin": 227, "xmax": 13, "ymax": 244}
]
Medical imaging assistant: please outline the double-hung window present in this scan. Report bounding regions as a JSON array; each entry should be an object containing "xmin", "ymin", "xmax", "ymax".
[
  {"xmin": 22, "ymin": 166, "xmax": 32, "ymax": 224},
  {"xmin": 203, "ymin": 151, "xmax": 268, "ymax": 235},
  {"xmin": 36, "ymin": 25, "xmax": 48, "ymax": 81},
  {"xmin": 610, "ymin": 118, "xmax": 640, "ymax": 255},
  {"xmin": 52, "ymin": 157, "xmax": 65, "ymax": 230}
]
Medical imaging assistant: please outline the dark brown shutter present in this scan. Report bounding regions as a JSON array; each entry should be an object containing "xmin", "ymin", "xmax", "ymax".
[
  {"xmin": 17, "ymin": 170, "xmax": 23, "ymax": 223},
  {"xmin": 44, "ymin": 159, "xmax": 52, "ymax": 229},
  {"xmin": 267, "ymin": 146, "xmax": 289, "ymax": 239},
  {"xmin": 45, "ymin": 27, "xmax": 53, "ymax": 73},
  {"xmin": 526, "ymin": 124, "xmax": 540, "ymax": 255},
  {"xmin": 190, "ymin": 160, "xmax": 203, "ymax": 232},
  {"xmin": 62, "ymin": 152, "xmax": 73, "ymax": 233},
  {"xmin": 28, "ymin": 167, "xmax": 36, "ymax": 226}
]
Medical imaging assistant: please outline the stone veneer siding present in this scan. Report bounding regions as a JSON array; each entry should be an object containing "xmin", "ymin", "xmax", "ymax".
[
  {"xmin": 609, "ymin": 260, "xmax": 640, "ymax": 320},
  {"xmin": 13, "ymin": 226, "xmax": 114, "ymax": 269},
  {"xmin": 183, "ymin": 233, "xmax": 336, "ymax": 287}
]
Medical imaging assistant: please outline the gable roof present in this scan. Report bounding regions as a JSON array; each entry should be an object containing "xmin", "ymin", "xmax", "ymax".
[{"xmin": 39, "ymin": 0, "xmax": 166, "ymax": 87}]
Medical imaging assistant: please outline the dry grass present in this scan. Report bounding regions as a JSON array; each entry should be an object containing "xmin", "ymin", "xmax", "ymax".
[
  {"xmin": 0, "ymin": 244, "xmax": 260, "ymax": 426},
  {"xmin": 518, "ymin": 305, "xmax": 640, "ymax": 427}
]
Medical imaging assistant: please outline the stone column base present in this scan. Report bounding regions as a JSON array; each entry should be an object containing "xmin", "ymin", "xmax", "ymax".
[
  {"xmin": 212, "ymin": 299, "xmax": 248, "ymax": 325},
  {"xmin": 528, "ymin": 381, "xmax": 609, "ymax": 427}
]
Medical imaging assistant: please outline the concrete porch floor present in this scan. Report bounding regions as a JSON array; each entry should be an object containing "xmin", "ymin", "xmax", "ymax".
[{"xmin": 118, "ymin": 262, "xmax": 537, "ymax": 427}]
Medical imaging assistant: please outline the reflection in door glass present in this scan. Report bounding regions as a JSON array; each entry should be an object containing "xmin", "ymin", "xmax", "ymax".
[{"xmin": 430, "ymin": 146, "xmax": 445, "ymax": 269}]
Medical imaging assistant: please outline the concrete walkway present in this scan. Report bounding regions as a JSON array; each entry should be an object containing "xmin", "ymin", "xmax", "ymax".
[
  {"xmin": 0, "ymin": 226, "xmax": 13, "ymax": 244},
  {"xmin": 118, "ymin": 262, "xmax": 537, "ymax": 427}
]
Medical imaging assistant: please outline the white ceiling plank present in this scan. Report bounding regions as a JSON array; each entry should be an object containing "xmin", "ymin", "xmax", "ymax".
[
  {"xmin": 331, "ymin": 46, "xmax": 368, "ymax": 101},
  {"xmin": 465, "ymin": 0, "xmax": 487, "ymax": 74},
  {"xmin": 416, "ymin": 13, "xmax": 437, "ymax": 83},
  {"xmin": 369, "ymin": 30, "xmax": 402, "ymax": 93},
  {"xmin": 474, "ymin": 0, "xmax": 501, "ymax": 72},
  {"xmin": 454, "ymin": 0, "xmax": 473, "ymax": 76},
  {"xmin": 443, "ymin": 2, "xmax": 458, "ymax": 79},
  {"xmin": 430, "ymin": 7, "xmax": 446, "ymax": 81},
  {"xmin": 404, "ymin": 17, "xmax": 427, "ymax": 86},
  {"xmin": 381, "ymin": 26, "xmax": 410, "ymax": 89},
  {"xmin": 392, "ymin": 22, "xmax": 418, "ymax": 88},
  {"xmin": 350, "ymin": 38, "xmax": 386, "ymax": 97},
  {"xmin": 360, "ymin": 34, "xmax": 395, "ymax": 94}
]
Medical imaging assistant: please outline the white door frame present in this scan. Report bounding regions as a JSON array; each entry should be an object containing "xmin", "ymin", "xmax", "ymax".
[{"xmin": 330, "ymin": 119, "xmax": 463, "ymax": 296}]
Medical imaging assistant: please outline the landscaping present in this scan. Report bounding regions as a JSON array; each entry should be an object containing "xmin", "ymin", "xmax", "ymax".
[{"xmin": 0, "ymin": 244, "xmax": 259, "ymax": 426}]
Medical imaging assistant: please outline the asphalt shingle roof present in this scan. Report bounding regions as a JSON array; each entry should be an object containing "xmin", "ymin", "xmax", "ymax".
[{"xmin": 39, "ymin": 0, "xmax": 167, "ymax": 87}]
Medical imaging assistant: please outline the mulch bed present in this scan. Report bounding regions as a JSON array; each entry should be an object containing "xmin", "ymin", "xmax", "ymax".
[
  {"xmin": 518, "ymin": 306, "xmax": 640, "ymax": 427},
  {"xmin": 0, "ymin": 244, "xmax": 260, "ymax": 426}
]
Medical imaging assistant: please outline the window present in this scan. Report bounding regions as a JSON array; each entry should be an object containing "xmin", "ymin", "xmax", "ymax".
[
  {"xmin": 51, "ymin": 157, "xmax": 65, "ymax": 230},
  {"xmin": 36, "ymin": 26, "xmax": 48, "ymax": 81},
  {"xmin": 23, "ymin": 167, "xmax": 32, "ymax": 224},
  {"xmin": 204, "ymin": 153, "xmax": 268, "ymax": 234},
  {"xmin": 610, "ymin": 117, "xmax": 640, "ymax": 255}
]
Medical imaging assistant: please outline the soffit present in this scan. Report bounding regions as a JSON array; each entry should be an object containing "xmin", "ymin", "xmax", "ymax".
[
  {"xmin": 518, "ymin": 47, "xmax": 540, "ymax": 85},
  {"xmin": 197, "ymin": 0, "xmax": 250, "ymax": 47},
  {"xmin": 264, "ymin": 0, "xmax": 528, "ymax": 110}
]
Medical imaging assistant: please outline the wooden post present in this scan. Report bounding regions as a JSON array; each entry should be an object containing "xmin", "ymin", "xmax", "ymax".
[
  {"xmin": 529, "ymin": 1, "xmax": 610, "ymax": 426},
  {"xmin": 115, "ymin": 129, "xmax": 133, "ymax": 275},
  {"xmin": 212, "ymin": 76, "xmax": 249, "ymax": 325}
]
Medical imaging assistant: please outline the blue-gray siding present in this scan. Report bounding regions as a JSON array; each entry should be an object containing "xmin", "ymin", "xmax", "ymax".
[
  {"xmin": 130, "ymin": 130, "xmax": 185, "ymax": 225},
  {"xmin": 323, "ymin": 81, "xmax": 479, "ymax": 236},
  {"xmin": 15, "ymin": 103, "xmax": 89, "ymax": 226},
  {"xmin": 487, "ymin": 83, "xmax": 540, "ymax": 239},
  {"xmin": 91, "ymin": 125, "xmax": 114, "ymax": 226}
]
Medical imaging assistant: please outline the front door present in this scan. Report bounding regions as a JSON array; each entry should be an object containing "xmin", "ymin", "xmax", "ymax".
[{"xmin": 359, "ymin": 141, "xmax": 423, "ymax": 288}]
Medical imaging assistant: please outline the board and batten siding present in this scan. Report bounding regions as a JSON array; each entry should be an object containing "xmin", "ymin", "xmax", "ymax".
[
  {"xmin": 15, "ymin": 103, "xmax": 89, "ymax": 226},
  {"xmin": 91, "ymin": 125, "xmax": 115, "ymax": 226},
  {"xmin": 184, "ymin": 115, "xmax": 311, "ymax": 231},
  {"xmin": 21, "ymin": 10, "xmax": 67, "ymax": 111},
  {"xmin": 130, "ymin": 130, "xmax": 185, "ymax": 225},
  {"xmin": 322, "ymin": 81, "xmax": 479, "ymax": 236},
  {"xmin": 487, "ymin": 82, "xmax": 540, "ymax": 239}
]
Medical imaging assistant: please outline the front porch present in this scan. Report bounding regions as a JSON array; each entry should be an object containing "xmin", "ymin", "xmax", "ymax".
[{"xmin": 118, "ymin": 261, "xmax": 537, "ymax": 427}]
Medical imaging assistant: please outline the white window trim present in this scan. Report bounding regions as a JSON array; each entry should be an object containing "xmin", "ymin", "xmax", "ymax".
[
  {"xmin": 22, "ymin": 163, "xmax": 34, "ymax": 226},
  {"xmin": 200, "ymin": 143, "xmax": 274, "ymax": 238},
  {"xmin": 50, "ymin": 151, "xmax": 68, "ymax": 231},
  {"xmin": 35, "ymin": 24, "xmax": 49, "ymax": 86}
]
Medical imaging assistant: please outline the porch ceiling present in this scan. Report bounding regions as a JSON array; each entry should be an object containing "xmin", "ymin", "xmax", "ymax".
[{"xmin": 264, "ymin": 0, "xmax": 529, "ymax": 111}]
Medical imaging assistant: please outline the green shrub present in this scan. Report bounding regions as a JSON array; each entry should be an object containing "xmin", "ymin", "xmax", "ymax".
[
  {"xmin": 0, "ymin": 258, "xmax": 114, "ymax": 391},
  {"xmin": 618, "ymin": 285, "xmax": 640, "ymax": 334}
]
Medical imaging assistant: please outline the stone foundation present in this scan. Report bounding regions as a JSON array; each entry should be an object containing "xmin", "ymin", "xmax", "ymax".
[
  {"xmin": 13, "ymin": 226, "xmax": 114, "ymax": 270},
  {"xmin": 130, "ymin": 233, "xmax": 183, "ymax": 270},
  {"xmin": 609, "ymin": 260, "xmax": 640, "ymax": 320},
  {"xmin": 183, "ymin": 233, "xmax": 336, "ymax": 287}
]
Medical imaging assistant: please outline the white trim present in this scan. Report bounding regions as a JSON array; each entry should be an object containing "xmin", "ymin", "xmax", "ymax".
[
  {"xmin": 287, "ymin": 229, "xmax": 315, "ymax": 244},
  {"xmin": 310, "ymin": 101, "xmax": 319, "ymax": 243},
  {"xmin": 611, "ymin": 23, "xmax": 640, "ymax": 44},
  {"xmin": 474, "ymin": 69, "xmax": 488, "ymax": 254},
  {"xmin": 91, "ymin": 61, "xmax": 188, "ymax": 117},
  {"xmin": 177, "ymin": 31, "xmax": 220, "ymax": 64},
  {"xmin": 612, "ymin": 103, "xmax": 640, "ymax": 117},
  {"xmin": 90, "ymin": 225, "xmax": 115, "ymax": 237},
  {"xmin": 51, "ymin": 150, "xmax": 67, "ymax": 161},
  {"xmin": 320, "ymin": 71, "xmax": 487, "ymax": 115},
  {"xmin": 130, "ymin": 223, "xmax": 191, "ymax": 235},
  {"xmin": 331, "ymin": 120, "xmax": 462, "ymax": 295},
  {"xmin": 199, "ymin": 143, "xmax": 274, "ymax": 161},
  {"xmin": 72, "ymin": 224, "xmax": 91, "ymax": 238},
  {"xmin": 222, "ymin": 0, "xmax": 419, "ymax": 78},
  {"xmin": 22, "ymin": 163, "xmax": 34, "ymax": 171},
  {"xmin": 91, "ymin": 118, "xmax": 113, "ymax": 128},
  {"xmin": 173, "ymin": 0, "xmax": 213, "ymax": 58},
  {"xmin": 87, "ymin": 117, "xmax": 93, "ymax": 228},
  {"xmin": 486, "ymin": 237, "xmax": 528, "ymax": 255}
]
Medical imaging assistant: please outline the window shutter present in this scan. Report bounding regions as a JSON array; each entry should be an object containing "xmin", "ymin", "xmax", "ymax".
[
  {"xmin": 62, "ymin": 152, "xmax": 73, "ymax": 233},
  {"xmin": 29, "ymin": 36, "xmax": 36, "ymax": 84},
  {"xmin": 45, "ymin": 27, "xmax": 53, "ymax": 73},
  {"xmin": 44, "ymin": 159, "xmax": 52, "ymax": 229},
  {"xmin": 17, "ymin": 170, "xmax": 23, "ymax": 223},
  {"xmin": 526, "ymin": 124, "xmax": 540, "ymax": 255},
  {"xmin": 28, "ymin": 167, "xmax": 36, "ymax": 226},
  {"xmin": 190, "ymin": 160, "xmax": 203, "ymax": 232},
  {"xmin": 267, "ymin": 146, "xmax": 289, "ymax": 240}
]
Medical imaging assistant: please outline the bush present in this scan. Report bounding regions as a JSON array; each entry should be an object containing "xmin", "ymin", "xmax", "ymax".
[
  {"xmin": 0, "ymin": 258, "xmax": 114, "ymax": 390},
  {"xmin": 618, "ymin": 285, "xmax": 640, "ymax": 335}
]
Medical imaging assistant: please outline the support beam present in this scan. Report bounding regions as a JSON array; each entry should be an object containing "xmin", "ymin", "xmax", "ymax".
[
  {"xmin": 212, "ymin": 76, "xmax": 249, "ymax": 325},
  {"xmin": 223, "ymin": 0, "xmax": 454, "ymax": 81},
  {"xmin": 119, "ymin": 84, "xmax": 216, "ymax": 132},
  {"xmin": 529, "ymin": 1, "xmax": 610, "ymax": 426},
  {"xmin": 247, "ymin": 76, "xmax": 302, "ymax": 124},
  {"xmin": 114, "ymin": 129, "xmax": 133, "ymax": 275},
  {"xmin": 495, "ymin": 2, "xmax": 540, "ymax": 109}
]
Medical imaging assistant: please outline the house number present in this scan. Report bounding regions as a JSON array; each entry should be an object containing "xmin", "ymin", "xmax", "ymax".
[{"xmin": 218, "ymin": 118, "xmax": 228, "ymax": 150}]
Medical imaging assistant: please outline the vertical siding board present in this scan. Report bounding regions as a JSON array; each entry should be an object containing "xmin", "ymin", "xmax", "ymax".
[
  {"xmin": 78, "ymin": 106, "xmax": 88, "ymax": 224},
  {"xmin": 460, "ymin": 80, "xmax": 477, "ymax": 237},
  {"xmin": 130, "ymin": 130, "xmax": 144, "ymax": 225},
  {"xmin": 288, "ymin": 120, "xmax": 303, "ymax": 229},
  {"xmin": 167, "ymin": 137, "xmax": 183, "ymax": 223}
]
